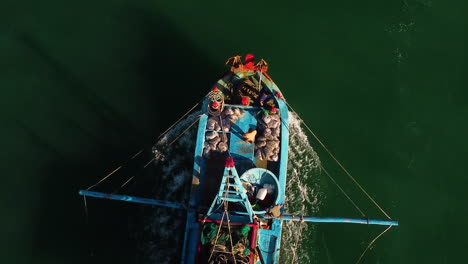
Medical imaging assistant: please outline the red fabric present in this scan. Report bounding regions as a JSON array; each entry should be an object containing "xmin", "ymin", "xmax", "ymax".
[
  {"xmin": 244, "ymin": 54, "xmax": 255, "ymax": 70},
  {"xmin": 241, "ymin": 96, "xmax": 249, "ymax": 106},
  {"xmin": 225, "ymin": 157, "xmax": 235, "ymax": 168},
  {"xmin": 245, "ymin": 54, "xmax": 254, "ymax": 63},
  {"xmin": 275, "ymin": 91, "xmax": 283, "ymax": 99},
  {"xmin": 270, "ymin": 107, "xmax": 277, "ymax": 113},
  {"xmin": 213, "ymin": 86, "xmax": 219, "ymax": 91}
]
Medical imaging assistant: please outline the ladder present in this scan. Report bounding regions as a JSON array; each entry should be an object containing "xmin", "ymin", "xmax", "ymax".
[{"xmin": 206, "ymin": 157, "xmax": 254, "ymax": 223}]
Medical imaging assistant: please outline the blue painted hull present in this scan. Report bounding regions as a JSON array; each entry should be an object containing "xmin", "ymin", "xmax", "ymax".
[{"xmin": 182, "ymin": 64, "xmax": 289, "ymax": 264}]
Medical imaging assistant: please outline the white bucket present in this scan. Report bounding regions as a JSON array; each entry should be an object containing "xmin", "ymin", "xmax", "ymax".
[{"xmin": 256, "ymin": 188, "xmax": 268, "ymax": 200}]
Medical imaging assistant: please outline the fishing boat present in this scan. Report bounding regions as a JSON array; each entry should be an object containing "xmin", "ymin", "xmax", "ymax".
[{"xmin": 79, "ymin": 54, "xmax": 398, "ymax": 264}]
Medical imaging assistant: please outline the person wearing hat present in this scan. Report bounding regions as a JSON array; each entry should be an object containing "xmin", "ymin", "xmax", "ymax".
[{"xmin": 259, "ymin": 91, "xmax": 269, "ymax": 106}]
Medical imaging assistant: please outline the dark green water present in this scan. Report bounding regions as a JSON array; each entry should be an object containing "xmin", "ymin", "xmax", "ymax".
[{"xmin": 1, "ymin": 0, "xmax": 467, "ymax": 263}]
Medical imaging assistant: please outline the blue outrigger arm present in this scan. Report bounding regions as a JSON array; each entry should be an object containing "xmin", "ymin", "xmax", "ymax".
[
  {"xmin": 79, "ymin": 190, "xmax": 186, "ymax": 210},
  {"xmin": 79, "ymin": 190, "xmax": 398, "ymax": 226},
  {"xmin": 274, "ymin": 215, "xmax": 398, "ymax": 226}
]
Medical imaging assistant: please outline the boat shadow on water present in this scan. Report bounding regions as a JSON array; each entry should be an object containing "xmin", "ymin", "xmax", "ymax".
[{"xmin": 11, "ymin": 5, "xmax": 219, "ymax": 264}]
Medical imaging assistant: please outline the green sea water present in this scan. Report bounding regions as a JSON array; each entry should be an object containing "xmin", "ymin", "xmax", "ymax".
[{"xmin": 1, "ymin": 0, "xmax": 468, "ymax": 263}]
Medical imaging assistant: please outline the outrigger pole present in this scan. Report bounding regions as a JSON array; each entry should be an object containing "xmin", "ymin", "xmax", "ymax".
[
  {"xmin": 271, "ymin": 215, "xmax": 398, "ymax": 226},
  {"xmin": 79, "ymin": 190, "xmax": 186, "ymax": 210},
  {"xmin": 80, "ymin": 190, "xmax": 397, "ymax": 227}
]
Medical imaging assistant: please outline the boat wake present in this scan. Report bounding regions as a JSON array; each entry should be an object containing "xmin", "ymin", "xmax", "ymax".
[
  {"xmin": 281, "ymin": 112, "xmax": 323, "ymax": 264},
  {"xmin": 140, "ymin": 111, "xmax": 322, "ymax": 264},
  {"xmin": 137, "ymin": 112, "xmax": 201, "ymax": 264}
]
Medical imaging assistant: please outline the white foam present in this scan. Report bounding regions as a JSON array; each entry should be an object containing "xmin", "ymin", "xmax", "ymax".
[
  {"xmin": 281, "ymin": 111, "xmax": 323, "ymax": 264},
  {"xmin": 141, "ymin": 112, "xmax": 200, "ymax": 263}
]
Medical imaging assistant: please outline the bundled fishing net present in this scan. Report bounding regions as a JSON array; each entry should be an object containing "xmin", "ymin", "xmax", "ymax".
[
  {"xmin": 206, "ymin": 107, "xmax": 245, "ymax": 132},
  {"xmin": 200, "ymin": 223, "xmax": 252, "ymax": 264},
  {"xmin": 204, "ymin": 107, "xmax": 245, "ymax": 157},
  {"xmin": 255, "ymin": 113, "xmax": 281, "ymax": 161}
]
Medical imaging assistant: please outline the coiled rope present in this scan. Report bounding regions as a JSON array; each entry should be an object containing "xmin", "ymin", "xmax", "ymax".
[{"xmin": 207, "ymin": 89, "xmax": 225, "ymax": 116}]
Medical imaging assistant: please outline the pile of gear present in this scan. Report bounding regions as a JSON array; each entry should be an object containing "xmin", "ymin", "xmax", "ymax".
[
  {"xmin": 255, "ymin": 114, "xmax": 281, "ymax": 161},
  {"xmin": 201, "ymin": 223, "xmax": 252, "ymax": 264},
  {"xmin": 204, "ymin": 107, "xmax": 245, "ymax": 157}
]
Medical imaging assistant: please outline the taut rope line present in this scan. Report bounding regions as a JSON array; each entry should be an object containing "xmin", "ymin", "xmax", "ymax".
[
  {"xmin": 284, "ymin": 100, "xmax": 392, "ymax": 220},
  {"xmin": 168, "ymin": 114, "xmax": 202, "ymax": 146},
  {"xmin": 157, "ymin": 93, "xmax": 208, "ymax": 140},
  {"xmin": 86, "ymin": 92, "xmax": 207, "ymax": 191},
  {"xmin": 144, "ymin": 112, "xmax": 200, "ymax": 170},
  {"xmin": 86, "ymin": 166, "xmax": 122, "ymax": 190},
  {"xmin": 86, "ymin": 149, "xmax": 144, "ymax": 190},
  {"xmin": 208, "ymin": 211, "xmax": 227, "ymax": 261},
  {"xmin": 83, "ymin": 196, "xmax": 89, "ymax": 224},
  {"xmin": 118, "ymin": 175, "xmax": 136, "ymax": 190},
  {"xmin": 355, "ymin": 225, "xmax": 393, "ymax": 264},
  {"xmin": 321, "ymin": 166, "xmax": 366, "ymax": 217}
]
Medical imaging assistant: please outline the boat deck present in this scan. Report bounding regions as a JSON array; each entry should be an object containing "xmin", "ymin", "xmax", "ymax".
[
  {"xmin": 197, "ymin": 106, "xmax": 281, "ymax": 211},
  {"xmin": 183, "ymin": 67, "xmax": 290, "ymax": 264}
]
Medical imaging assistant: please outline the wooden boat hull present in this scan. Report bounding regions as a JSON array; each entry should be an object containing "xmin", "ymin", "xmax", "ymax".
[{"xmin": 182, "ymin": 65, "xmax": 289, "ymax": 264}]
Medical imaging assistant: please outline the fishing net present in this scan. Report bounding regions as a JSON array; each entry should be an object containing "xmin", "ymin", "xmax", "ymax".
[{"xmin": 200, "ymin": 223, "xmax": 252, "ymax": 264}]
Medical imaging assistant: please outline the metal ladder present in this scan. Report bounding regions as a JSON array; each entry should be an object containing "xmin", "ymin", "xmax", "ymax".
[{"xmin": 206, "ymin": 161, "xmax": 254, "ymax": 223}]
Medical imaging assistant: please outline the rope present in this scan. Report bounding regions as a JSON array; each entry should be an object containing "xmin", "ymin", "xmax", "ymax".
[
  {"xmin": 257, "ymin": 71, "xmax": 264, "ymax": 91},
  {"xmin": 113, "ymin": 175, "xmax": 135, "ymax": 193},
  {"xmin": 157, "ymin": 94, "xmax": 207, "ymax": 139},
  {"xmin": 355, "ymin": 225, "xmax": 393, "ymax": 264},
  {"xmin": 143, "ymin": 114, "xmax": 201, "ymax": 169},
  {"xmin": 130, "ymin": 149, "xmax": 144, "ymax": 159},
  {"xmin": 225, "ymin": 213, "xmax": 237, "ymax": 264},
  {"xmin": 284, "ymin": 100, "xmax": 392, "ymax": 220},
  {"xmin": 321, "ymin": 166, "xmax": 366, "ymax": 217},
  {"xmin": 209, "ymin": 167, "xmax": 232, "ymax": 262},
  {"xmin": 83, "ymin": 196, "xmax": 89, "ymax": 224},
  {"xmin": 218, "ymin": 113, "xmax": 230, "ymax": 155},
  {"xmin": 143, "ymin": 157, "xmax": 155, "ymax": 168},
  {"xmin": 86, "ymin": 166, "xmax": 122, "ymax": 190},
  {"xmin": 208, "ymin": 211, "xmax": 227, "ymax": 261},
  {"xmin": 84, "ymin": 91, "xmax": 209, "ymax": 191},
  {"xmin": 168, "ymin": 114, "xmax": 203, "ymax": 146},
  {"xmin": 222, "ymin": 169, "xmax": 236, "ymax": 264},
  {"xmin": 85, "ymin": 149, "xmax": 144, "ymax": 190}
]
